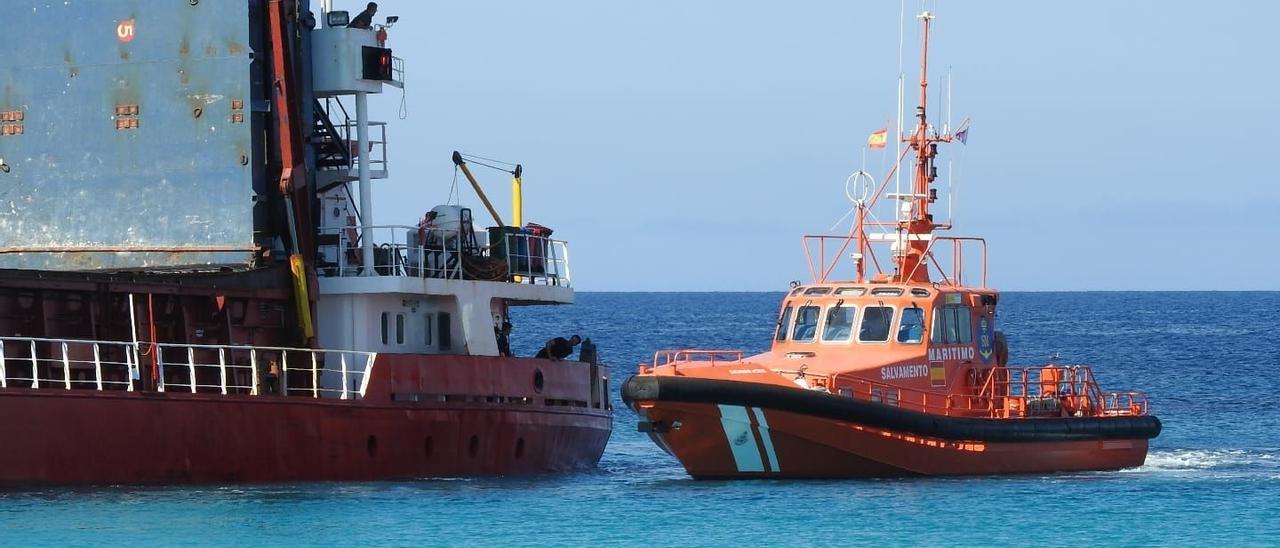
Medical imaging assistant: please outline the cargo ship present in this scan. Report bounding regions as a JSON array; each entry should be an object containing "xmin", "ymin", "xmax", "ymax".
[
  {"xmin": 621, "ymin": 11, "xmax": 1160, "ymax": 478},
  {"xmin": 0, "ymin": 1, "xmax": 610, "ymax": 485}
]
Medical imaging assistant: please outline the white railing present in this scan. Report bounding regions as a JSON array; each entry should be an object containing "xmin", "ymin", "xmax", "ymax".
[
  {"xmin": 0, "ymin": 337, "xmax": 137, "ymax": 391},
  {"xmin": 0, "ymin": 336, "xmax": 376, "ymax": 401},
  {"xmin": 155, "ymin": 343, "xmax": 375, "ymax": 400},
  {"xmin": 337, "ymin": 120, "xmax": 388, "ymax": 174},
  {"xmin": 317, "ymin": 224, "xmax": 572, "ymax": 287}
]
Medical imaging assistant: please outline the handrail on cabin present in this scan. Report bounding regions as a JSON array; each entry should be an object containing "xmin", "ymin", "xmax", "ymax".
[
  {"xmin": 800, "ymin": 232, "xmax": 987, "ymax": 288},
  {"xmin": 643, "ymin": 349, "xmax": 745, "ymax": 374}
]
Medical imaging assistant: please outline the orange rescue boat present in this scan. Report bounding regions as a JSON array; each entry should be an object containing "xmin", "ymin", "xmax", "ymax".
[{"xmin": 622, "ymin": 11, "xmax": 1160, "ymax": 479}]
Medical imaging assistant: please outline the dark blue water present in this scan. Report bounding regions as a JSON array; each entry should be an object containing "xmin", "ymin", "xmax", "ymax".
[{"xmin": 2, "ymin": 292, "xmax": 1277, "ymax": 545}]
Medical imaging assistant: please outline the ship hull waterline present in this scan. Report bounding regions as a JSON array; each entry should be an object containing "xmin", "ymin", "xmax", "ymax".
[
  {"xmin": 0, "ymin": 390, "xmax": 610, "ymax": 486},
  {"xmin": 625, "ymin": 376, "xmax": 1158, "ymax": 479},
  {"xmin": 0, "ymin": 351, "xmax": 613, "ymax": 486}
]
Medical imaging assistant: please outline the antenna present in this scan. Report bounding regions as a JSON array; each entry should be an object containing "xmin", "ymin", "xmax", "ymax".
[{"xmin": 894, "ymin": 0, "xmax": 905, "ymax": 222}]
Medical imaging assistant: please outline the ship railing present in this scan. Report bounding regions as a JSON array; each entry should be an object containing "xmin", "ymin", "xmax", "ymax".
[
  {"xmin": 321, "ymin": 96, "xmax": 388, "ymax": 175},
  {"xmin": 0, "ymin": 337, "xmax": 138, "ymax": 391},
  {"xmin": 155, "ymin": 343, "xmax": 376, "ymax": 400},
  {"xmin": 801, "ymin": 232, "xmax": 988, "ymax": 288},
  {"xmin": 0, "ymin": 336, "xmax": 375, "ymax": 400},
  {"xmin": 976, "ymin": 365, "xmax": 1149, "ymax": 418},
  {"xmin": 317, "ymin": 224, "xmax": 572, "ymax": 287},
  {"xmin": 829, "ymin": 372, "xmax": 996, "ymax": 417},
  {"xmin": 642, "ymin": 350, "xmax": 745, "ymax": 373},
  {"xmin": 336, "ymin": 120, "xmax": 388, "ymax": 174}
]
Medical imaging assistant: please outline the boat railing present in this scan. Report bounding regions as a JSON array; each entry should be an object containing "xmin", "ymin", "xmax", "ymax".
[
  {"xmin": 0, "ymin": 336, "xmax": 376, "ymax": 400},
  {"xmin": 0, "ymin": 337, "xmax": 137, "ymax": 391},
  {"xmin": 316, "ymin": 224, "xmax": 571, "ymax": 287},
  {"xmin": 155, "ymin": 343, "xmax": 376, "ymax": 400},
  {"xmin": 830, "ymin": 372, "xmax": 995, "ymax": 417},
  {"xmin": 643, "ymin": 349, "xmax": 745, "ymax": 373},
  {"xmin": 977, "ymin": 365, "xmax": 1150, "ymax": 418},
  {"xmin": 801, "ymin": 232, "xmax": 987, "ymax": 287}
]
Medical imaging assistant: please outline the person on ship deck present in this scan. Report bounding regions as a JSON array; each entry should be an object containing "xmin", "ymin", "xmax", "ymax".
[{"xmin": 536, "ymin": 335, "xmax": 580, "ymax": 361}]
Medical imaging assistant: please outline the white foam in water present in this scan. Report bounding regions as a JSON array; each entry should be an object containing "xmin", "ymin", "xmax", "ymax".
[{"xmin": 1134, "ymin": 449, "xmax": 1279, "ymax": 476}]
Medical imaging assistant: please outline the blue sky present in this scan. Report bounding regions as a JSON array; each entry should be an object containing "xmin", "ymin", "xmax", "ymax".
[{"xmin": 359, "ymin": 1, "xmax": 1279, "ymax": 291}]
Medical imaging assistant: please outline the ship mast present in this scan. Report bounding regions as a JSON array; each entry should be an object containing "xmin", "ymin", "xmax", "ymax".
[{"xmin": 897, "ymin": 11, "xmax": 947, "ymax": 284}]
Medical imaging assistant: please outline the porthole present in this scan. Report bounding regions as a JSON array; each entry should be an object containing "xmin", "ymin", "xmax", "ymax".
[
  {"xmin": 366, "ymin": 435, "xmax": 378, "ymax": 457},
  {"xmin": 468, "ymin": 435, "xmax": 480, "ymax": 457},
  {"xmin": 533, "ymin": 369, "xmax": 545, "ymax": 393}
]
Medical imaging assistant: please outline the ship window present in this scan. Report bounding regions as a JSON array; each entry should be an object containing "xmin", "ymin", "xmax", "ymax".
[
  {"xmin": 835, "ymin": 287, "xmax": 866, "ymax": 296},
  {"xmin": 775, "ymin": 306, "xmax": 794, "ymax": 341},
  {"xmin": 438, "ymin": 312, "xmax": 452, "ymax": 351},
  {"xmin": 858, "ymin": 306, "xmax": 894, "ymax": 342},
  {"xmin": 870, "ymin": 287, "xmax": 904, "ymax": 296},
  {"xmin": 396, "ymin": 314, "xmax": 405, "ymax": 345},
  {"xmin": 791, "ymin": 306, "xmax": 821, "ymax": 342},
  {"xmin": 424, "ymin": 314, "xmax": 434, "ymax": 346},
  {"xmin": 955, "ymin": 306, "xmax": 973, "ymax": 344},
  {"xmin": 936, "ymin": 305, "xmax": 974, "ymax": 344},
  {"xmin": 380, "ymin": 312, "xmax": 389, "ymax": 345},
  {"xmin": 931, "ymin": 307, "xmax": 943, "ymax": 344},
  {"xmin": 803, "ymin": 287, "xmax": 832, "ymax": 296},
  {"xmin": 911, "ymin": 288, "xmax": 931, "ymax": 297},
  {"xmin": 822, "ymin": 305, "xmax": 856, "ymax": 342},
  {"xmin": 897, "ymin": 307, "xmax": 925, "ymax": 344}
]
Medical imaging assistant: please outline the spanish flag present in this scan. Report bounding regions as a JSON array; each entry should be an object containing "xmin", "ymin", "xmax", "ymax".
[{"xmin": 867, "ymin": 128, "xmax": 888, "ymax": 149}]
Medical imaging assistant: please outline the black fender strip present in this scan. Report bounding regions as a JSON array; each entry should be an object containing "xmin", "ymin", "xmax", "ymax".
[{"xmin": 622, "ymin": 375, "xmax": 1161, "ymax": 443}]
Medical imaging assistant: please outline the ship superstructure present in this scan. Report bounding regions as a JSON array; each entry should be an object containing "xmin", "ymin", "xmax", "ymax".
[{"xmin": 0, "ymin": 1, "xmax": 609, "ymax": 485}]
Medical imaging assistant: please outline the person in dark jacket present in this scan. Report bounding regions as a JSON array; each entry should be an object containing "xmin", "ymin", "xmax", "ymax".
[
  {"xmin": 535, "ymin": 335, "xmax": 581, "ymax": 361},
  {"xmin": 348, "ymin": 2, "xmax": 377, "ymax": 29}
]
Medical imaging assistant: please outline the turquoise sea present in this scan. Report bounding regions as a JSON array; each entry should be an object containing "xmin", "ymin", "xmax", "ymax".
[{"xmin": 1, "ymin": 292, "xmax": 1277, "ymax": 546}]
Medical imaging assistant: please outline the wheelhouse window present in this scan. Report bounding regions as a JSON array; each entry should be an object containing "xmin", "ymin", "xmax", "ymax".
[
  {"xmin": 932, "ymin": 304, "xmax": 974, "ymax": 344},
  {"xmin": 897, "ymin": 307, "xmax": 925, "ymax": 344},
  {"xmin": 954, "ymin": 306, "xmax": 973, "ymax": 344},
  {"xmin": 822, "ymin": 305, "xmax": 856, "ymax": 342},
  {"xmin": 859, "ymin": 306, "xmax": 894, "ymax": 342},
  {"xmin": 791, "ymin": 305, "xmax": 821, "ymax": 342},
  {"xmin": 870, "ymin": 287, "xmax": 904, "ymax": 296},
  {"xmin": 775, "ymin": 305, "xmax": 793, "ymax": 341}
]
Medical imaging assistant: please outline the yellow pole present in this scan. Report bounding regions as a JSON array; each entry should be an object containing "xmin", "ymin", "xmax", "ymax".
[
  {"xmin": 452, "ymin": 151, "xmax": 505, "ymax": 227},
  {"xmin": 511, "ymin": 164, "xmax": 523, "ymax": 228},
  {"xmin": 511, "ymin": 165, "xmax": 523, "ymax": 282}
]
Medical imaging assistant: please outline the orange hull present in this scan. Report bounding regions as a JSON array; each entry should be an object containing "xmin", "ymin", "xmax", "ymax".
[{"xmin": 637, "ymin": 401, "xmax": 1150, "ymax": 478}]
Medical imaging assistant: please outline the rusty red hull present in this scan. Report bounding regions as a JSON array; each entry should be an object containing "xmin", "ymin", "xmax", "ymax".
[
  {"xmin": 0, "ymin": 354, "xmax": 611, "ymax": 485},
  {"xmin": 637, "ymin": 401, "xmax": 1149, "ymax": 479}
]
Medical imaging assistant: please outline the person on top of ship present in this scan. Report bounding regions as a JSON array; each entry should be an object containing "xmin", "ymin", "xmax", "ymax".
[
  {"xmin": 535, "ymin": 335, "xmax": 581, "ymax": 361},
  {"xmin": 347, "ymin": 2, "xmax": 377, "ymax": 30}
]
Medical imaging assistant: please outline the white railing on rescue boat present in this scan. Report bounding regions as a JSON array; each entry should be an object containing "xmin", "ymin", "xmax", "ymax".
[
  {"xmin": 0, "ymin": 336, "xmax": 376, "ymax": 400},
  {"xmin": 316, "ymin": 224, "xmax": 571, "ymax": 287}
]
